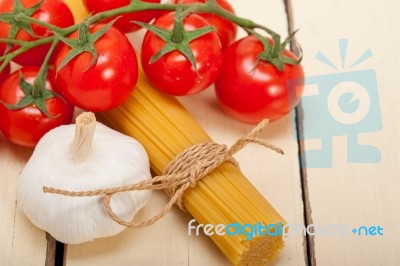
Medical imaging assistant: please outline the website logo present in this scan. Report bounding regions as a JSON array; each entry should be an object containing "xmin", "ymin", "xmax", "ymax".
[
  {"xmin": 188, "ymin": 219, "xmax": 384, "ymax": 240},
  {"xmin": 289, "ymin": 39, "xmax": 382, "ymax": 168}
]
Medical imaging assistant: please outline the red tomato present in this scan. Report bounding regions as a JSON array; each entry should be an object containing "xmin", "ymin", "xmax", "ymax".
[
  {"xmin": 141, "ymin": 12, "xmax": 223, "ymax": 96},
  {"xmin": 83, "ymin": 0, "xmax": 161, "ymax": 33},
  {"xmin": 54, "ymin": 24, "xmax": 138, "ymax": 112},
  {"xmin": 0, "ymin": 63, "xmax": 11, "ymax": 84},
  {"xmin": 0, "ymin": 0, "xmax": 75, "ymax": 66},
  {"xmin": 0, "ymin": 67, "xmax": 74, "ymax": 147},
  {"xmin": 174, "ymin": 0, "xmax": 237, "ymax": 49},
  {"xmin": 215, "ymin": 35, "xmax": 304, "ymax": 124}
]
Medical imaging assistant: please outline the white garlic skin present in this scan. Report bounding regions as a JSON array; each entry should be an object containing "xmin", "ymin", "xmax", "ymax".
[{"xmin": 17, "ymin": 122, "xmax": 151, "ymax": 244}]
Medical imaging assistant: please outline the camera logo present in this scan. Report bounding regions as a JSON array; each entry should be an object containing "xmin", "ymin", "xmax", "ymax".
[{"xmin": 290, "ymin": 39, "xmax": 382, "ymax": 168}]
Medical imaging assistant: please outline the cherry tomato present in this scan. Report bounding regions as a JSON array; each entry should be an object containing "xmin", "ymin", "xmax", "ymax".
[
  {"xmin": 0, "ymin": 63, "xmax": 11, "ymax": 84},
  {"xmin": 141, "ymin": 12, "xmax": 223, "ymax": 96},
  {"xmin": 215, "ymin": 35, "xmax": 304, "ymax": 124},
  {"xmin": 0, "ymin": 0, "xmax": 75, "ymax": 66},
  {"xmin": 83, "ymin": 0, "xmax": 161, "ymax": 33},
  {"xmin": 0, "ymin": 67, "xmax": 74, "ymax": 147},
  {"xmin": 174, "ymin": 0, "xmax": 237, "ymax": 49},
  {"xmin": 54, "ymin": 24, "xmax": 138, "ymax": 112},
  {"xmin": 63, "ymin": 0, "xmax": 89, "ymax": 24}
]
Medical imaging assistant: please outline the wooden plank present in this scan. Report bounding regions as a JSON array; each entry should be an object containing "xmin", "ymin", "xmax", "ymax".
[
  {"xmin": 66, "ymin": 0, "xmax": 306, "ymax": 265},
  {"xmin": 0, "ymin": 138, "xmax": 51, "ymax": 265},
  {"xmin": 291, "ymin": 0, "xmax": 400, "ymax": 265}
]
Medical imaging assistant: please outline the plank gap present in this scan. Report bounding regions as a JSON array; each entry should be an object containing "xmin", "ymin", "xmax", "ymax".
[
  {"xmin": 45, "ymin": 233, "xmax": 65, "ymax": 266},
  {"xmin": 283, "ymin": 0, "xmax": 316, "ymax": 265},
  {"xmin": 294, "ymin": 107, "xmax": 315, "ymax": 266},
  {"xmin": 55, "ymin": 241, "xmax": 65, "ymax": 266},
  {"xmin": 45, "ymin": 233, "xmax": 56, "ymax": 266}
]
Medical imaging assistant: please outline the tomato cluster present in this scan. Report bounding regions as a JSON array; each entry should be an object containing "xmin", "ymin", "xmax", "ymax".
[
  {"xmin": 0, "ymin": 0, "xmax": 76, "ymax": 147},
  {"xmin": 0, "ymin": 0, "xmax": 138, "ymax": 147},
  {"xmin": 140, "ymin": 0, "xmax": 303, "ymax": 124},
  {"xmin": 0, "ymin": 0, "xmax": 304, "ymax": 148}
]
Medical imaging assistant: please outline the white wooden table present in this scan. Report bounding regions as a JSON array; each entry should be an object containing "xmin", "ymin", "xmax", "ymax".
[{"xmin": 1, "ymin": 0, "xmax": 399, "ymax": 265}]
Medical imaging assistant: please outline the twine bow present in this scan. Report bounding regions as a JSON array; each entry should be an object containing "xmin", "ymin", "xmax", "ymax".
[{"xmin": 43, "ymin": 119, "xmax": 283, "ymax": 228}]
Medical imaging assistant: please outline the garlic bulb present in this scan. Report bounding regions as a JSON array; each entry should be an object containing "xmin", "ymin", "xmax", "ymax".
[{"xmin": 17, "ymin": 112, "xmax": 151, "ymax": 244}]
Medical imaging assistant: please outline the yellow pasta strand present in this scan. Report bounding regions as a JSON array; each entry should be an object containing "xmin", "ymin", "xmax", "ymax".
[{"xmin": 99, "ymin": 65, "xmax": 285, "ymax": 266}]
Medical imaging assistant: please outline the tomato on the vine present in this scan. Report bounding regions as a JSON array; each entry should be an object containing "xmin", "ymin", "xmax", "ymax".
[
  {"xmin": 174, "ymin": 0, "xmax": 237, "ymax": 49},
  {"xmin": 83, "ymin": 0, "xmax": 161, "ymax": 33},
  {"xmin": 215, "ymin": 35, "xmax": 304, "ymax": 124},
  {"xmin": 0, "ymin": 63, "xmax": 11, "ymax": 84},
  {"xmin": 141, "ymin": 12, "xmax": 223, "ymax": 96},
  {"xmin": 0, "ymin": 67, "xmax": 74, "ymax": 147},
  {"xmin": 0, "ymin": 0, "xmax": 75, "ymax": 66},
  {"xmin": 54, "ymin": 24, "xmax": 138, "ymax": 112}
]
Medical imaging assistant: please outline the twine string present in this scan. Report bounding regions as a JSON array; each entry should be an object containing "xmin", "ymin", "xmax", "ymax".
[{"xmin": 43, "ymin": 119, "xmax": 283, "ymax": 228}]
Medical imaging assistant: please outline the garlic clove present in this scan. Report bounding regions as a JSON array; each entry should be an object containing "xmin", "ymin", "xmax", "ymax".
[{"xmin": 17, "ymin": 112, "xmax": 151, "ymax": 244}]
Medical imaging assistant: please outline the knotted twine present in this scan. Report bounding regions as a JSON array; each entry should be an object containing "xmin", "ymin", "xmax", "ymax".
[{"xmin": 43, "ymin": 119, "xmax": 283, "ymax": 228}]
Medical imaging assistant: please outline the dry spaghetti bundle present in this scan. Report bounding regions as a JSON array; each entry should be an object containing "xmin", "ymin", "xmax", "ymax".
[{"xmin": 99, "ymin": 66, "xmax": 286, "ymax": 265}]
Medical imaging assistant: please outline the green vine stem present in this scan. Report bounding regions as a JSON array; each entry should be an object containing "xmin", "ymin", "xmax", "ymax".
[
  {"xmin": 171, "ymin": 5, "xmax": 186, "ymax": 42},
  {"xmin": 1, "ymin": 0, "xmax": 282, "ymax": 63},
  {"xmin": 14, "ymin": 13, "xmax": 69, "ymax": 35},
  {"xmin": 32, "ymin": 38, "xmax": 59, "ymax": 98},
  {"xmin": 0, "ymin": 36, "xmax": 53, "ymax": 71}
]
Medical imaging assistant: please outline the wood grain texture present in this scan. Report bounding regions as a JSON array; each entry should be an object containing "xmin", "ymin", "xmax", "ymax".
[
  {"xmin": 292, "ymin": 0, "xmax": 400, "ymax": 265},
  {"xmin": 65, "ymin": 0, "xmax": 306, "ymax": 265},
  {"xmin": 0, "ymin": 138, "xmax": 50, "ymax": 266}
]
